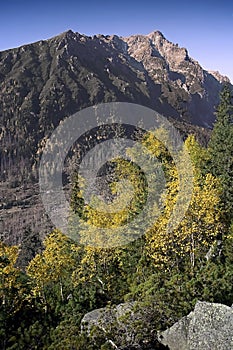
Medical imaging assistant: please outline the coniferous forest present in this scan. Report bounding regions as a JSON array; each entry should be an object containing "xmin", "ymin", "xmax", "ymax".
[{"xmin": 0, "ymin": 85, "xmax": 233, "ymax": 349}]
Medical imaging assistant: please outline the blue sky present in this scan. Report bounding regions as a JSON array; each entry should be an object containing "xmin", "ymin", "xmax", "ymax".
[{"xmin": 1, "ymin": 0, "xmax": 233, "ymax": 81}]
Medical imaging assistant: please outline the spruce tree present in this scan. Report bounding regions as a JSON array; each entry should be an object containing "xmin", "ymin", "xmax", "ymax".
[{"xmin": 208, "ymin": 84, "xmax": 233, "ymax": 223}]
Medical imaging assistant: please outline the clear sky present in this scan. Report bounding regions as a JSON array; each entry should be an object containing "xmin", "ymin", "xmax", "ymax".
[{"xmin": 1, "ymin": 0, "xmax": 233, "ymax": 82}]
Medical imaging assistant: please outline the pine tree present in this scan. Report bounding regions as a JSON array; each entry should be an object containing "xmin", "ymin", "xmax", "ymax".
[
  {"xmin": 208, "ymin": 84, "xmax": 233, "ymax": 222},
  {"xmin": 16, "ymin": 228, "xmax": 42, "ymax": 270}
]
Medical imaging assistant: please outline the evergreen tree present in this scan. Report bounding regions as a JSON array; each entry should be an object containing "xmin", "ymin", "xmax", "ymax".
[
  {"xmin": 208, "ymin": 84, "xmax": 233, "ymax": 222},
  {"xmin": 16, "ymin": 228, "xmax": 42, "ymax": 270}
]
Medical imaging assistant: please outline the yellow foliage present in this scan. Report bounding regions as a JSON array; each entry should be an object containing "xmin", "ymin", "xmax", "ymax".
[
  {"xmin": 0, "ymin": 242, "xmax": 24, "ymax": 313},
  {"xmin": 0, "ymin": 242, "xmax": 19, "ymax": 288},
  {"xmin": 147, "ymin": 172, "xmax": 223, "ymax": 268},
  {"xmin": 27, "ymin": 230, "xmax": 75, "ymax": 298}
]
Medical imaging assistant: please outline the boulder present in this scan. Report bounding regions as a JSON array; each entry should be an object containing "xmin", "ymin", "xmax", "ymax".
[
  {"xmin": 81, "ymin": 302, "xmax": 168, "ymax": 349},
  {"xmin": 158, "ymin": 301, "xmax": 233, "ymax": 350},
  {"xmin": 81, "ymin": 302, "xmax": 135, "ymax": 333},
  {"xmin": 81, "ymin": 302, "xmax": 137, "ymax": 348}
]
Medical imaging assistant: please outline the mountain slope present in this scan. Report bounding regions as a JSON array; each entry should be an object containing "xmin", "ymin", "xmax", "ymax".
[{"xmin": 0, "ymin": 29, "xmax": 230, "ymax": 244}]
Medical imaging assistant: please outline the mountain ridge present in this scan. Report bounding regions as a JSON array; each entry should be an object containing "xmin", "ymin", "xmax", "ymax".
[
  {"xmin": 10, "ymin": 27, "xmax": 229, "ymax": 127},
  {"xmin": 36, "ymin": 28, "xmax": 231, "ymax": 85}
]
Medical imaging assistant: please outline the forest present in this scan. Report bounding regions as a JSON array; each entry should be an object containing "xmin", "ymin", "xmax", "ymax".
[{"xmin": 0, "ymin": 85, "xmax": 233, "ymax": 349}]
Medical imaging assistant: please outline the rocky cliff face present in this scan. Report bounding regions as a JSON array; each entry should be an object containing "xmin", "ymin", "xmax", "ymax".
[
  {"xmin": 0, "ymin": 29, "xmax": 230, "ymax": 244},
  {"xmin": 124, "ymin": 31, "xmax": 230, "ymax": 127}
]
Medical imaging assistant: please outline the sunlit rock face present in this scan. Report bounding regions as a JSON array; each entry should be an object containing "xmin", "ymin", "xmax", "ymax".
[{"xmin": 158, "ymin": 301, "xmax": 233, "ymax": 350}]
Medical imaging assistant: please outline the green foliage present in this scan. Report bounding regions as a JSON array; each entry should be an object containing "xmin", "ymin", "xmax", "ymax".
[
  {"xmin": 128, "ymin": 231, "xmax": 233, "ymax": 330},
  {"xmin": 48, "ymin": 316, "xmax": 106, "ymax": 350},
  {"xmin": 207, "ymin": 84, "xmax": 233, "ymax": 222}
]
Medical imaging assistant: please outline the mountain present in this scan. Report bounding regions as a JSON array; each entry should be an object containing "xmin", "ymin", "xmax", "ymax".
[{"xmin": 0, "ymin": 29, "xmax": 230, "ymax": 244}]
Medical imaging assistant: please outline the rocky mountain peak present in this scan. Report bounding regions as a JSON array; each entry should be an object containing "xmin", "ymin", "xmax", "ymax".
[
  {"xmin": 58, "ymin": 29, "xmax": 75, "ymax": 38},
  {"xmin": 124, "ymin": 31, "xmax": 190, "ymax": 71},
  {"xmin": 147, "ymin": 29, "xmax": 165, "ymax": 38},
  {"xmin": 146, "ymin": 29, "xmax": 167, "ymax": 44},
  {"xmin": 54, "ymin": 29, "xmax": 83, "ymax": 49}
]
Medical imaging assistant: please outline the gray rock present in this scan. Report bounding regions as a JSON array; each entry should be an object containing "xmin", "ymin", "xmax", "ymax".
[
  {"xmin": 81, "ymin": 302, "xmax": 169, "ymax": 349},
  {"xmin": 81, "ymin": 302, "xmax": 136, "ymax": 332},
  {"xmin": 158, "ymin": 301, "xmax": 233, "ymax": 350},
  {"xmin": 81, "ymin": 302, "xmax": 137, "ymax": 348}
]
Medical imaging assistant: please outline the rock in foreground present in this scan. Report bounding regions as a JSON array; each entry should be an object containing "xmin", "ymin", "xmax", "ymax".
[{"xmin": 158, "ymin": 301, "xmax": 233, "ymax": 350}]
